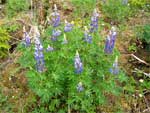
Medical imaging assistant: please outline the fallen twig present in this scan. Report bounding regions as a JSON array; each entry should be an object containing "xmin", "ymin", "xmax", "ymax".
[
  {"xmin": 143, "ymin": 96, "xmax": 150, "ymax": 113},
  {"xmin": 10, "ymin": 36, "xmax": 22, "ymax": 42},
  {"xmin": 131, "ymin": 54, "xmax": 150, "ymax": 66},
  {"xmin": 143, "ymin": 108, "xmax": 150, "ymax": 113},
  {"xmin": 132, "ymin": 68, "xmax": 150, "ymax": 78}
]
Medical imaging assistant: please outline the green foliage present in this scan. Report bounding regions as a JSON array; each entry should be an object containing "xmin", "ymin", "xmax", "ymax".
[
  {"xmin": 0, "ymin": 88, "xmax": 13, "ymax": 112},
  {"xmin": 2, "ymin": 23, "xmax": 21, "ymax": 33},
  {"xmin": 17, "ymin": 24, "xmax": 128, "ymax": 112},
  {"xmin": 71, "ymin": 0, "xmax": 96, "ymax": 18},
  {"xmin": 141, "ymin": 24, "xmax": 150, "ymax": 44},
  {"xmin": 128, "ymin": 43, "xmax": 137, "ymax": 52},
  {"xmin": 6, "ymin": 0, "xmax": 29, "ymax": 17},
  {"xmin": 129, "ymin": 0, "xmax": 148, "ymax": 8},
  {"xmin": 101, "ymin": 0, "xmax": 131, "ymax": 23},
  {"xmin": 0, "ymin": 27, "xmax": 10, "ymax": 58},
  {"xmin": 135, "ymin": 24, "xmax": 150, "ymax": 50}
]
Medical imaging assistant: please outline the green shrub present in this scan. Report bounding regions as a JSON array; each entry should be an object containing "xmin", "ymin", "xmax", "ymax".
[
  {"xmin": 142, "ymin": 24, "xmax": 150, "ymax": 44},
  {"xmin": 71, "ymin": 0, "xmax": 97, "ymax": 18},
  {"xmin": 101, "ymin": 0, "xmax": 131, "ymax": 23},
  {"xmin": 136, "ymin": 24, "xmax": 150, "ymax": 50},
  {"xmin": 0, "ymin": 27, "xmax": 10, "ymax": 58},
  {"xmin": 129, "ymin": 0, "xmax": 147, "ymax": 8},
  {"xmin": 17, "ymin": 25, "xmax": 128, "ymax": 112},
  {"xmin": 2, "ymin": 22, "xmax": 21, "ymax": 33},
  {"xmin": 6, "ymin": 0, "xmax": 29, "ymax": 17},
  {"xmin": 0, "ymin": 88, "xmax": 13, "ymax": 112}
]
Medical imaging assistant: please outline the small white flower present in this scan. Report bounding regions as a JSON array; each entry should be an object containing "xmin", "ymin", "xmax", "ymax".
[
  {"xmin": 9, "ymin": 77, "xmax": 11, "ymax": 81},
  {"xmin": 139, "ymin": 79, "xmax": 144, "ymax": 83},
  {"xmin": 139, "ymin": 94, "xmax": 143, "ymax": 97}
]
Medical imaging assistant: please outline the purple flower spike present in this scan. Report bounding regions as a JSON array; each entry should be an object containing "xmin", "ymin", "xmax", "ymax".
[
  {"xmin": 51, "ymin": 4, "xmax": 60, "ymax": 27},
  {"xmin": 34, "ymin": 38, "xmax": 45, "ymax": 73},
  {"xmin": 90, "ymin": 9, "xmax": 99, "ymax": 33},
  {"xmin": 84, "ymin": 26, "xmax": 92, "ymax": 43},
  {"xmin": 52, "ymin": 29, "xmax": 62, "ymax": 37},
  {"xmin": 104, "ymin": 27, "xmax": 117, "ymax": 54},
  {"xmin": 74, "ymin": 51, "xmax": 83, "ymax": 74},
  {"xmin": 110, "ymin": 56, "xmax": 119, "ymax": 75},
  {"xmin": 104, "ymin": 35, "xmax": 112, "ymax": 54},
  {"xmin": 46, "ymin": 45, "xmax": 54, "ymax": 52},
  {"xmin": 77, "ymin": 82, "xmax": 84, "ymax": 92},
  {"xmin": 51, "ymin": 36, "xmax": 57, "ymax": 41},
  {"xmin": 23, "ymin": 26, "xmax": 30, "ymax": 47},
  {"xmin": 110, "ymin": 28, "xmax": 117, "ymax": 52},
  {"xmin": 51, "ymin": 29, "xmax": 62, "ymax": 41},
  {"xmin": 25, "ymin": 32, "xmax": 31, "ymax": 47},
  {"xmin": 64, "ymin": 20, "xmax": 73, "ymax": 32}
]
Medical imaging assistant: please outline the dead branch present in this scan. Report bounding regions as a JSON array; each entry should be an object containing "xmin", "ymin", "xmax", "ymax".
[
  {"xmin": 132, "ymin": 68, "xmax": 150, "ymax": 78},
  {"xmin": 143, "ymin": 108, "xmax": 150, "ymax": 113},
  {"xmin": 131, "ymin": 54, "xmax": 150, "ymax": 66}
]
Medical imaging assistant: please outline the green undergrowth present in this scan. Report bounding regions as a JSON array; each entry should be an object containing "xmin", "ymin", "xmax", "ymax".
[
  {"xmin": 0, "ymin": 27, "xmax": 10, "ymax": 58},
  {"xmin": 17, "ymin": 25, "xmax": 129, "ymax": 112}
]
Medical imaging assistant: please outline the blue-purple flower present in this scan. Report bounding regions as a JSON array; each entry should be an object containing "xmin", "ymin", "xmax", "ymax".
[
  {"xmin": 90, "ymin": 9, "xmax": 99, "ymax": 33},
  {"xmin": 104, "ymin": 35, "xmax": 111, "ymax": 54},
  {"xmin": 34, "ymin": 43, "xmax": 45, "ymax": 73},
  {"xmin": 23, "ymin": 26, "xmax": 30, "ymax": 47},
  {"xmin": 104, "ymin": 27, "xmax": 117, "ymax": 54},
  {"xmin": 24, "ymin": 32, "xmax": 31, "ymax": 47},
  {"xmin": 77, "ymin": 82, "xmax": 84, "ymax": 92},
  {"xmin": 52, "ymin": 29, "xmax": 62, "ymax": 37},
  {"xmin": 74, "ymin": 51, "xmax": 83, "ymax": 74},
  {"xmin": 64, "ymin": 20, "xmax": 73, "ymax": 32},
  {"xmin": 46, "ymin": 45, "xmax": 54, "ymax": 52},
  {"xmin": 51, "ymin": 4, "xmax": 60, "ymax": 27},
  {"xmin": 84, "ymin": 26, "xmax": 92, "ymax": 43},
  {"xmin": 110, "ymin": 56, "xmax": 119, "ymax": 75},
  {"xmin": 51, "ymin": 29, "xmax": 62, "ymax": 41}
]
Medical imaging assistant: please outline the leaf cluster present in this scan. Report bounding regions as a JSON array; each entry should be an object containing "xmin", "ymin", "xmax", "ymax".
[
  {"xmin": 0, "ymin": 27, "xmax": 10, "ymax": 58},
  {"xmin": 6, "ymin": 0, "xmax": 29, "ymax": 18}
]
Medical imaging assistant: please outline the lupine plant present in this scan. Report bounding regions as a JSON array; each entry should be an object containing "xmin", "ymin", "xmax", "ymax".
[
  {"xmin": 23, "ymin": 26, "xmax": 31, "ymax": 47},
  {"xmin": 83, "ymin": 26, "xmax": 93, "ymax": 43},
  {"xmin": 90, "ymin": 9, "xmax": 99, "ymax": 33},
  {"xmin": 46, "ymin": 45, "xmax": 54, "ymax": 52},
  {"xmin": 64, "ymin": 20, "xmax": 74, "ymax": 32},
  {"xmin": 17, "ymin": 8, "xmax": 128, "ymax": 113},
  {"xmin": 74, "ymin": 51, "xmax": 83, "ymax": 74},
  {"xmin": 51, "ymin": 29, "xmax": 62, "ymax": 41},
  {"xmin": 51, "ymin": 4, "xmax": 60, "ymax": 27},
  {"xmin": 104, "ymin": 27, "xmax": 117, "ymax": 54},
  {"xmin": 50, "ymin": 4, "xmax": 62, "ymax": 41},
  {"xmin": 34, "ymin": 30, "xmax": 45, "ymax": 73},
  {"xmin": 77, "ymin": 82, "xmax": 84, "ymax": 92},
  {"xmin": 110, "ymin": 56, "xmax": 119, "ymax": 75}
]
